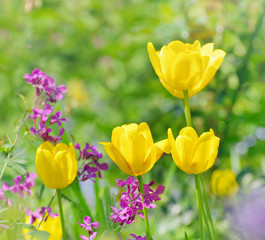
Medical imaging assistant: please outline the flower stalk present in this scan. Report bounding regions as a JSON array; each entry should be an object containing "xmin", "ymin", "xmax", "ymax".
[
  {"xmin": 57, "ymin": 189, "xmax": 66, "ymax": 240},
  {"xmin": 182, "ymin": 90, "xmax": 215, "ymax": 240},
  {"xmin": 183, "ymin": 90, "xmax": 192, "ymax": 127},
  {"xmin": 137, "ymin": 175, "xmax": 151, "ymax": 240}
]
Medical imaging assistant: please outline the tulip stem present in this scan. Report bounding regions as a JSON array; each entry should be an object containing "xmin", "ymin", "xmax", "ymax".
[
  {"xmin": 137, "ymin": 175, "xmax": 151, "ymax": 240},
  {"xmin": 194, "ymin": 174, "xmax": 205, "ymax": 240},
  {"xmin": 199, "ymin": 174, "xmax": 215, "ymax": 239},
  {"xmin": 182, "ymin": 90, "xmax": 192, "ymax": 127},
  {"xmin": 57, "ymin": 189, "xmax": 66, "ymax": 240}
]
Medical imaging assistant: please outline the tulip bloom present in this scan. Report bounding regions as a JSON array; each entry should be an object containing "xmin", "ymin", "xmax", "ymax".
[
  {"xmin": 147, "ymin": 40, "xmax": 226, "ymax": 99},
  {"xmin": 167, "ymin": 127, "xmax": 220, "ymax": 174},
  {"xmin": 100, "ymin": 122, "xmax": 168, "ymax": 176},
  {"xmin": 210, "ymin": 169, "xmax": 238, "ymax": 197},
  {"xmin": 23, "ymin": 215, "xmax": 62, "ymax": 240},
  {"xmin": 35, "ymin": 141, "xmax": 77, "ymax": 189}
]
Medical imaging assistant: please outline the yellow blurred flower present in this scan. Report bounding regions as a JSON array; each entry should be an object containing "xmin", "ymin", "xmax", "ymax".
[
  {"xmin": 147, "ymin": 40, "xmax": 226, "ymax": 99},
  {"xmin": 23, "ymin": 215, "xmax": 62, "ymax": 240},
  {"xmin": 210, "ymin": 169, "xmax": 239, "ymax": 197},
  {"xmin": 166, "ymin": 127, "xmax": 220, "ymax": 174},
  {"xmin": 35, "ymin": 141, "xmax": 77, "ymax": 189},
  {"xmin": 100, "ymin": 122, "xmax": 168, "ymax": 176},
  {"xmin": 67, "ymin": 79, "xmax": 89, "ymax": 108}
]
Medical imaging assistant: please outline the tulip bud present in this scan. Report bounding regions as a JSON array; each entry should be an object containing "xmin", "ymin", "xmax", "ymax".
[
  {"xmin": 210, "ymin": 169, "xmax": 238, "ymax": 197},
  {"xmin": 147, "ymin": 40, "xmax": 226, "ymax": 99},
  {"xmin": 167, "ymin": 127, "xmax": 220, "ymax": 174},
  {"xmin": 35, "ymin": 141, "xmax": 77, "ymax": 189},
  {"xmin": 23, "ymin": 215, "xmax": 62, "ymax": 240},
  {"xmin": 100, "ymin": 122, "xmax": 167, "ymax": 176}
]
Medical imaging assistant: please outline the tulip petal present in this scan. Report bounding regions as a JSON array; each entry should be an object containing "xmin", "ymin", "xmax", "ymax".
[
  {"xmin": 139, "ymin": 122, "xmax": 153, "ymax": 149},
  {"xmin": 112, "ymin": 126, "xmax": 124, "ymax": 149},
  {"xmin": 147, "ymin": 42, "xmax": 164, "ymax": 81},
  {"xmin": 155, "ymin": 139, "xmax": 171, "ymax": 154},
  {"xmin": 160, "ymin": 45, "xmax": 177, "ymax": 86},
  {"xmin": 142, "ymin": 144, "xmax": 159, "ymax": 175},
  {"xmin": 179, "ymin": 127, "xmax": 198, "ymax": 142},
  {"xmin": 201, "ymin": 43, "xmax": 214, "ymax": 56},
  {"xmin": 171, "ymin": 52, "xmax": 203, "ymax": 90},
  {"xmin": 168, "ymin": 129, "xmax": 186, "ymax": 172},
  {"xmin": 191, "ymin": 129, "xmax": 220, "ymax": 174},
  {"xmin": 36, "ymin": 147, "xmax": 65, "ymax": 189},
  {"xmin": 100, "ymin": 142, "xmax": 134, "ymax": 176}
]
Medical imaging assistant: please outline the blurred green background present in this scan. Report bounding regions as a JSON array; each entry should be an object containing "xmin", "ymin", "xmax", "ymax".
[{"xmin": 1, "ymin": 0, "xmax": 265, "ymax": 239}]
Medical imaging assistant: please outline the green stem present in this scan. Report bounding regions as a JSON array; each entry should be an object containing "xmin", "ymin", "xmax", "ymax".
[
  {"xmin": 199, "ymin": 174, "xmax": 215, "ymax": 239},
  {"xmin": 194, "ymin": 175, "xmax": 205, "ymax": 240},
  {"xmin": 182, "ymin": 90, "xmax": 192, "ymax": 127},
  {"xmin": 37, "ymin": 191, "xmax": 56, "ymax": 230},
  {"xmin": 137, "ymin": 175, "xmax": 151, "ymax": 240},
  {"xmin": 57, "ymin": 189, "xmax": 66, "ymax": 240}
]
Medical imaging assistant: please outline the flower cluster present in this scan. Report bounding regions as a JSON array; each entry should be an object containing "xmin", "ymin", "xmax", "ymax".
[
  {"xmin": 24, "ymin": 68, "xmax": 67, "ymax": 102},
  {"xmin": 0, "ymin": 172, "xmax": 36, "ymax": 205},
  {"xmin": 25, "ymin": 206, "xmax": 58, "ymax": 225},
  {"xmin": 24, "ymin": 206, "xmax": 62, "ymax": 240},
  {"xmin": 75, "ymin": 142, "xmax": 108, "ymax": 183},
  {"xmin": 78, "ymin": 216, "xmax": 100, "ymax": 240},
  {"xmin": 109, "ymin": 176, "xmax": 165, "ymax": 226},
  {"xmin": 24, "ymin": 68, "xmax": 67, "ymax": 143}
]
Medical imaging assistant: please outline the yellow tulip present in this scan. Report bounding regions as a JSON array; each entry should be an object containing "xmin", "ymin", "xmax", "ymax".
[
  {"xmin": 35, "ymin": 141, "xmax": 77, "ymax": 189},
  {"xmin": 100, "ymin": 122, "xmax": 168, "ymax": 176},
  {"xmin": 167, "ymin": 127, "xmax": 220, "ymax": 174},
  {"xmin": 210, "ymin": 169, "xmax": 239, "ymax": 197},
  {"xmin": 147, "ymin": 40, "xmax": 226, "ymax": 99},
  {"xmin": 23, "ymin": 215, "xmax": 62, "ymax": 240}
]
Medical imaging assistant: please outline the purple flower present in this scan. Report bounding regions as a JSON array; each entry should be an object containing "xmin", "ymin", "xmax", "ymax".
[
  {"xmin": 5, "ymin": 172, "xmax": 36, "ymax": 198},
  {"xmin": 25, "ymin": 207, "xmax": 42, "ymax": 224},
  {"xmin": 54, "ymin": 85, "xmax": 67, "ymax": 100},
  {"xmin": 109, "ymin": 177, "xmax": 165, "ymax": 226},
  {"xmin": 129, "ymin": 234, "xmax": 146, "ymax": 240},
  {"xmin": 230, "ymin": 187, "xmax": 265, "ymax": 239},
  {"xmin": 25, "ymin": 68, "xmax": 68, "ymax": 143},
  {"xmin": 25, "ymin": 207, "xmax": 58, "ymax": 224},
  {"xmin": 50, "ymin": 111, "xmax": 66, "ymax": 126},
  {"xmin": 76, "ymin": 142, "xmax": 108, "ymax": 183},
  {"xmin": 78, "ymin": 216, "xmax": 100, "ymax": 240},
  {"xmin": 0, "ymin": 224, "xmax": 10, "ymax": 229},
  {"xmin": 23, "ymin": 68, "xmax": 46, "ymax": 86},
  {"xmin": 30, "ymin": 104, "xmax": 53, "ymax": 122}
]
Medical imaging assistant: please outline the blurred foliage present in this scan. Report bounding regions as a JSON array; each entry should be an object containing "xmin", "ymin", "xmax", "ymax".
[{"xmin": 1, "ymin": 0, "xmax": 265, "ymax": 239}]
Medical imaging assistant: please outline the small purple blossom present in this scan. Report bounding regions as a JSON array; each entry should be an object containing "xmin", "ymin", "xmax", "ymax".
[
  {"xmin": 109, "ymin": 177, "xmax": 165, "ymax": 226},
  {"xmin": 50, "ymin": 111, "xmax": 66, "ymax": 126},
  {"xmin": 129, "ymin": 234, "xmax": 146, "ymax": 240},
  {"xmin": 54, "ymin": 85, "xmax": 67, "ymax": 100},
  {"xmin": 30, "ymin": 104, "xmax": 53, "ymax": 122},
  {"xmin": 78, "ymin": 216, "xmax": 100, "ymax": 240},
  {"xmin": 76, "ymin": 142, "xmax": 108, "ymax": 183},
  {"xmin": 25, "ymin": 207, "xmax": 42, "ymax": 224},
  {"xmin": 0, "ymin": 224, "xmax": 10, "ymax": 229},
  {"xmin": 25, "ymin": 207, "xmax": 58, "ymax": 224},
  {"xmin": 5, "ymin": 172, "xmax": 36, "ymax": 198},
  {"xmin": 24, "ymin": 68, "xmax": 67, "ymax": 102}
]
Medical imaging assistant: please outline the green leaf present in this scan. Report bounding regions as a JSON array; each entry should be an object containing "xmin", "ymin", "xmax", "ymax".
[
  {"xmin": 13, "ymin": 158, "xmax": 28, "ymax": 164},
  {"xmin": 16, "ymin": 223, "xmax": 36, "ymax": 231},
  {"xmin": 5, "ymin": 158, "xmax": 26, "ymax": 175},
  {"xmin": 0, "ymin": 207, "xmax": 8, "ymax": 214},
  {"xmin": 26, "ymin": 230, "xmax": 50, "ymax": 240},
  {"xmin": 0, "ymin": 144, "xmax": 12, "ymax": 153},
  {"xmin": 184, "ymin": 229, "xmax": 189, "ymax": 240},
  {"xmin": 39, "ymin": 184, "xmax": 45, "ymax": 198},
  {"xmin": 61, "ymin": 193, "xmax": 84, "ymax": 213}
]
